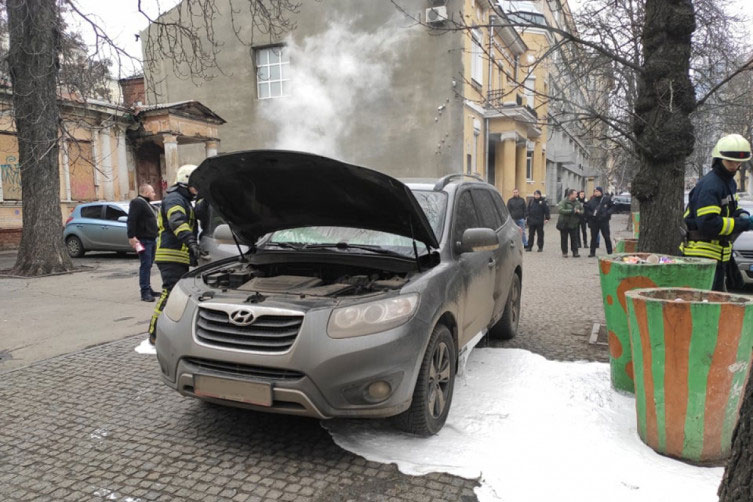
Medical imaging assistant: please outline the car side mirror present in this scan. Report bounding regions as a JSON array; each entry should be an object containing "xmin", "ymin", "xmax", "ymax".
[
  {"xmin": 213, "ymin": 224, "xmax": 235, "ymax": 243},
  {"xmin": 117, "ymin": 216, "xmax": 128, "ymax": 223},
  {"xmin": 459, "ymin": 228, "xmax": 499, "ymax": 254}
]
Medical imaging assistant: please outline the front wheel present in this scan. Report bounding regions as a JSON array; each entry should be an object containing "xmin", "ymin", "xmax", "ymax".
[
  {"xmin": 489, "ymin": 272, "xmax": 521, "ymax": 340},
  {"xmin": 393, "ymin": 323, "xmax": 456, "ymax": 436}
]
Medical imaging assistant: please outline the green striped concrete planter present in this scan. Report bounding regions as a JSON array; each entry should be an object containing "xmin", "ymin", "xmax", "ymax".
[
  {"xmin": 615, "ymin": 239, "xmax": 638, "ymax": 254},
  {"xmin": 626, "ymin": 288, "xmax": 753, "ymax": 463},
  {"xmin": 598, "ymin": 254, "xmax": 716, "ymax": 393},
  {"xmin": 632, "ymin": 212, "xmax": 640, "ymax": 239}
]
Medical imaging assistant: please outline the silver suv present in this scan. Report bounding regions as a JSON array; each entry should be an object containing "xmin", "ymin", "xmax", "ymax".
[{"xmin": 155, "ymin": 150, "xmax": 523, "ymax": 435}]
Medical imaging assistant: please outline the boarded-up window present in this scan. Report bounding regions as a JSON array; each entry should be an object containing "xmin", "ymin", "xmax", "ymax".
[
  {"xmin": 0, "ymin": 133, "xmax": 21, "ymax": 200},
  {"xmin": 68, "ymin": 141, "xmax": 96, "ymax": 201}
]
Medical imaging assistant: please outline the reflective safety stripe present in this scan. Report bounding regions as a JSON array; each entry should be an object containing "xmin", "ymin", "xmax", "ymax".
[
  {"xmin": 175, "ymin": 223, "xmax": 192, "ymax": 235},
  {"xmin": 696, "ymin": 205, "xmax": 722, "ymax": 216},
  {"xmin": 720, "ymin": 217, "xmax": 736, "ymax": 236},
  {"xmin": 681, "ymin": 240, "xmax": 732, "ymax": 262},
  {"xmin": 684, "ymin": 208, "xmax": 690, "ymax": 218},
  {"xmin": 167, "ymin": 205, "xmax": 186, "ymax": 218}
]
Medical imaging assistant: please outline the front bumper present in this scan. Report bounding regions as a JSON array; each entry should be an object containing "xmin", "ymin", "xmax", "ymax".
[
  {"xmin": 735, "ymin": 255, "xmax": 753, "ymax": 284},
  {"xmin": 155, "ymin": 289, "xmax": 431, "ymax": 419}
]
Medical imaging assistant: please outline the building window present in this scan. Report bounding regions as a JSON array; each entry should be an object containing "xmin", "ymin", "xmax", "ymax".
[
  {"xmin": 524, "ymin": 75, "xmax": 535, "ymax": 108},
  {"xmin": 471, "ymin": 29, "xmax": 484, "ymax": 85},
  {"xmin": 256, "ymin": 46, "xmax": 289, "ymax": 99},
  {"xmin": 526, "ymin": 150, "xmax": 533, "ymax": 181}
]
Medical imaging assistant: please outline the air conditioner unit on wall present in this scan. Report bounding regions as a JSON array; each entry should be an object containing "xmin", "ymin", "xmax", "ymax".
[{"xmin": 426, "ymin": 6, "xmax": 448, "ymax": 24}]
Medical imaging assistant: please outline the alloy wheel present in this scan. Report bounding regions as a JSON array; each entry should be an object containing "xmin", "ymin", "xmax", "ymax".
[{"xmin": 427, "ymin": 341, "xmax": 451, "ymax": 418}]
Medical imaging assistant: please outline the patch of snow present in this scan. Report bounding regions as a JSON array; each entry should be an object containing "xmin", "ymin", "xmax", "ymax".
[
  {"xmin": 135, "ymin": 338, "xmax": 156, "ymax": 355},
  {"xmin": 89, "ymin": 428, "xmax": 110, "ymax": 441},
  {"xmin": 325, "ymin": 348, "xmax": 723, "ymax": 502}
]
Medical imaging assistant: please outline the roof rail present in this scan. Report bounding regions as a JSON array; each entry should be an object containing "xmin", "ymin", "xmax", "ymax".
[{"xmin": 433, "ymin": 173, "xmax": 486, "ymax": 191}]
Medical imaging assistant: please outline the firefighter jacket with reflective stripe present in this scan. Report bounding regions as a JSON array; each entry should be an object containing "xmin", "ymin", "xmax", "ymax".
[
  {"xmin": 680, "ymin": 162, "xmax": 752, "ymax": 262},
  {"xmin": 155, "ymin": 184, "xmax": 196, "ymax": 265}
]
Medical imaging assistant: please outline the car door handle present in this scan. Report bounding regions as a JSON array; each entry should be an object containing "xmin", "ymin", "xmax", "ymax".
[{"xmin": 488, "ymin": 258, "xmax": 496, "ymax": 268}]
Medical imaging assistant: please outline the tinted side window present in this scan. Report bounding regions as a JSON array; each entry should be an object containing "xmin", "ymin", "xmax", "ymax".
[
  {"xmin": 473, "ymin": 189, "xmax": 502, "ymax": 230},
  {"xmin": 452, "ymin": 190, "xmax": 480, "ymax": 245},
  {"xmin": 490, "ymin": 191, "xmax": 510, "ymax": 223},
  {"xmin": 104, "ymin": 206, "xmax": 127, "ymax": 221},
  {"xmin": 80, "ymin": 205, "xmax": 102, "ymax": 219}
]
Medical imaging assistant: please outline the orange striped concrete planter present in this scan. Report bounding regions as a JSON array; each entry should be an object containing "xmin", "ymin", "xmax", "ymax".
[
  {"xmin": 626, "ymin": 288, "xmax": 753, "ymax": 463},
  {"xmin": 599, "ymin": 254, "xmax": 716, "ymax": 393}
]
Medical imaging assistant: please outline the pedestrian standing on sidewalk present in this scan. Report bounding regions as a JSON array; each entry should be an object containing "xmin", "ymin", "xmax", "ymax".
[
  {"xmin": 585, "ymin": 187, "xmax": 615, "ymax": 257},
  {"xmin": 556, "ymin": 189, "xmax": 582, "ymax": 258},
  {"xmin": 681, "ymin": 134, "xmax": 753, "ymax": 291},
  {"xmin": 148, "ymin": 164, "xmax": 204, "ymax": 344},
  {"xmin": 525, "ymin": 190, "xmax": 550, "ymax": 252},
  {"xmin": 507, "ymin": 188, "xmax": 528, "ymax": 248},
  {"xmin": 127, "ymin": 184, "xmax": 159, "ymax": 302},
  {"xmin": 577, "ymin": 190, "xmax": 588, "ymax": 248}
]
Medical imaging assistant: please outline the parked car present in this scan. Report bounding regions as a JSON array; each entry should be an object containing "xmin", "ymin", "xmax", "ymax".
[
  {"xmin": 611, "ymin": 193, "xmax": 631, "ymax": 213},
  {"xmin": 154, "ymin": 150, "xmax": 524, "ymax": 436},
  {"xmin": 64, "ymin": 200, "xmax": 159, "ymax": 257},
  {"xmin": 733, "ymin": 198, "xmax": 753, "ymax": 288}
]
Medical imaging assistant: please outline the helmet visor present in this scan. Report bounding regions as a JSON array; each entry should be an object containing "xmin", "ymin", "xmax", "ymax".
[{"xmin": 720, "ymin": 150, "xmax": 752, "ymax": 161}]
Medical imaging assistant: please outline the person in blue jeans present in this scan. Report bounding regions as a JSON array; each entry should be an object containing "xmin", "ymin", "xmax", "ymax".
[
  {"xmin": 507, "ymin": 188, "xmax": 528, "ymax": 247},
  {"xmin": 127, "ymin": 184, "xmax": 159, "ymax": 302}
]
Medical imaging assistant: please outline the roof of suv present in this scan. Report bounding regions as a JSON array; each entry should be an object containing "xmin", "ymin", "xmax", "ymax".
[{"xmin": 403, "ymin": 174, "xmax": 491, "ymax": 192}]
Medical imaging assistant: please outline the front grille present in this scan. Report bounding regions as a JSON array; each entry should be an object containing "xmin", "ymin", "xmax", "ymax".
[
  {"xmin": 738, "ymin": 250, "xmax": 753, "ymax": 259},
  {"xmin": 196, "ymin": 307, "xmax": 303, "ymax": 352},
  {"xmin": 184, "ymin": 357, "xmax": 305, "ymax": 381}
]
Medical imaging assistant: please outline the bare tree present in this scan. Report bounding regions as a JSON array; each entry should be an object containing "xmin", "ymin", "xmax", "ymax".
[{"xmin": 2, "ymin": 0, "xmax": 304, "ymax": 276}]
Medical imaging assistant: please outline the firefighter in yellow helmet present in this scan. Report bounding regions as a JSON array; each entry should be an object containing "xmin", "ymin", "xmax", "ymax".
[
  {"xmin": 148, "ymin": 164, "xmax": 202, "ymax": 344},
  {"xmin": 681, "ymin": 134, "xmax": 753, "ymax": 291}
]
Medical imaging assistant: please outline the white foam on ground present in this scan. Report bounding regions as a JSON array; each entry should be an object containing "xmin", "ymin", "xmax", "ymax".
[
  {"xmin": 324, "ymin": 348, "xmax": 724, "ymax": 502},
  {"xmin": 134, "ymin": 338, "xmax": 156, "ymax": 355}
]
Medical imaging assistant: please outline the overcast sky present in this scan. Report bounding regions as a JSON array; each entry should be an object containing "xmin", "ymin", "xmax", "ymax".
[{"xmin": 69, "ymin": 0, "xmax": 753, "ymax": 78}]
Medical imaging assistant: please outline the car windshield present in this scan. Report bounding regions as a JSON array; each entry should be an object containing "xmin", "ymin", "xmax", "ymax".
[{"xmin": 265, "ymin": 190, "xmax": 447, "ymax": 256}]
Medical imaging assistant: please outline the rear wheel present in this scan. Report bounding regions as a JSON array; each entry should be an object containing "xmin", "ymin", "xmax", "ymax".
[
  {"xmin": 394, "ymin": 323, "xmax": 456, "ymax": 436},
  {"xmin": 489, "ymin": 272, "xmax": 521, "ymax": 340},
  {"xmin": 65, "ymin": 236, "xmax": 85, "ymax": 258}
]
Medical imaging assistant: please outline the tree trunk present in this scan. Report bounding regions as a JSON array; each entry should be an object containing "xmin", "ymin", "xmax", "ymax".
[
  {"xmin": 7, "ymin": 0, "xmax": 73, "ymax": 275},
  {"xmin": 631, "ymin": 0, "xmax": 696, "ymax": 254},
  {"xmin": 719, "ymin": 371, "xmax": 753, "ymax": 501}
]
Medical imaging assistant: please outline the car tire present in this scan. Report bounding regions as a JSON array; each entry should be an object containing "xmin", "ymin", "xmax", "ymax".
[
  {"xmin": 65, "ymin": 236, "xmax": 85, "ymax": 258},
  {"xmin": 393, "ymin": 323, "xmax": 456, "ymax": 436},
  {"xmin": 489, "ymin": 272, "xmax": 521, "ymax": 340}
]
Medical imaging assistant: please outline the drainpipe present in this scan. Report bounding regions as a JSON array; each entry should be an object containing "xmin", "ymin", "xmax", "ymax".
[{"xmin": 486, "ymin": 16, "xmax": 495, "ymax": 181}]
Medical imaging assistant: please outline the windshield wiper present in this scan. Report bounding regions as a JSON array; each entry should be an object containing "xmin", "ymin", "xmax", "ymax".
[
  {"xmin": 302, "ymin": 242, "xmax": 410, "ymax": 259},
  {"xmin": 262, "ymin": 241, "xmax": 305, "ymax": 250}
]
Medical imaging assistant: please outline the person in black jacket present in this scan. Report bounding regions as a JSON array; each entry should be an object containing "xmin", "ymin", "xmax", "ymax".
[
  {"xmin": 507, "ymin": 188, "xmax": 528, "ymax": 248},
  {"xmin": 525, "ymin": 190, "xmax": 550, "ymax": 252},
  {"xmin": 127, "ymin": 184, "xmax": 158, "ymax": 302},
  {"xmin": 585, "ymin": 187, "xmax": 615, "ymax": 257},
  {"xmin": 577, "ymin": 190, "xmax": 588, "ymax": 248}
]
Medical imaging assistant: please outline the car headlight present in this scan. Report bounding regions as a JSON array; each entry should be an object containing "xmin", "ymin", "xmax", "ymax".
[
  {"xmin": 327, "ymin": 293, "xmax": 419, "ymax": 338},
  {"xmin": 163, "ymin": 285, "xmax": 190, "ymax": 322}
]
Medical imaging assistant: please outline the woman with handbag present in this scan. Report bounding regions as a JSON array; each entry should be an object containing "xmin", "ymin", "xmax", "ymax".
[{"xmin": 556, "ymin": 189, "xmax": 583, "ymax": 258}]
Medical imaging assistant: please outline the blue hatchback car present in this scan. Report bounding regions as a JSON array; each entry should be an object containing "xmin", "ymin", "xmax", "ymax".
[{"xmin": 63, "ymin": 201, "xmax": 135, "ymax": 257}]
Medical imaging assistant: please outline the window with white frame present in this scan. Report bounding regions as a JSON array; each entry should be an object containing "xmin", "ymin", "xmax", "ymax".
[
  {"xmin": 256, "ymin": 46, "xmax": 289, "ymax": 99},
  {"xmin": 524, "ymin": 75, "xmax": 535, "ymax": 108},
  {"xmin": 471, "ymin": 29, "xmax": 484, "ymax": 85},
  {"xmin": 526, "ymin": 150, "xmax": 533, "ymax": 180}
]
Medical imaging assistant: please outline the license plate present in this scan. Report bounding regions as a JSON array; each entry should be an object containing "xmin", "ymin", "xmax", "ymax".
[{"xmin": 194, "ymin": 375, "xmax": 272, "ymax": 406}]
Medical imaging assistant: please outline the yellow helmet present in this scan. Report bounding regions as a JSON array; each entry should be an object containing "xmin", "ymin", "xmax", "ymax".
[
  {"xmin": 175, "ymin": 164, "xmax": 198, "ymax": 185},
  {"xmin": 711, "ymin": 134, "xmax": 751, "ymax": 162}
]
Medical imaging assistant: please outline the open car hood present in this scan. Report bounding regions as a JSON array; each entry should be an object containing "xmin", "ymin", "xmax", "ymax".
[{"xmin": 190, "ymin": 150, "xmax": 439, "ymax": 249}]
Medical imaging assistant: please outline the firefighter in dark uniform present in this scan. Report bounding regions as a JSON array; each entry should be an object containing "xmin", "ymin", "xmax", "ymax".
[
  {"xmin": 681, "ymin": 134, "xmax": 753, "ymax": 291},
  {"xmin": 148, "ymin": 164, "xmax": 202, "ymax": 344}
]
